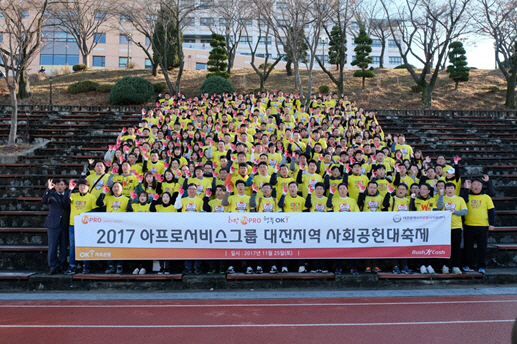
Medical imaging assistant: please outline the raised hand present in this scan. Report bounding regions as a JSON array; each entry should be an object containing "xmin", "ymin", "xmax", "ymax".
[
  {"xmin": 69, "ymin": 180, "xmax": 76, "ymax": 190},
  {"xmin": 330, "ymin": 185, "xmax": 336, "ymax": 194},
  {"xmin": 130, "ymin": 190, "xmax": 137, "ymax": 199},
  {"xmin": 206, "ymin": 188, "xmax": 212, "ymax": 197},
  {"xmin": 103, "ymin": 184, "xmax": 110, "ymax": 193},
  {"xmin": 482, "ymin": 174, "xmax": 489, "ymax": 182},
  {"xmin": 252, "ymin": 183, "xmax": 260, "ymax": 193},
  {"xmin": 358, "ymin": 183, "xmax": 366, "ymax": 193},
  {"xmin": 47, "ymin": 179, "xmax": 55, "ymax": 190}
]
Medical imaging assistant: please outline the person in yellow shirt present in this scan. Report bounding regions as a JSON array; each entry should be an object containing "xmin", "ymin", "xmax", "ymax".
[
  {"xmin": 272, "ymin": 164, "xmax": 295, "ymax": 198},
  {"xmin": 436, "ymin": 183, "xmax": 468, "ymax": 274},
  {"xmin": 182, "ymin": 166, "xmax": 214, "ymax": 200},
  {"xmin": 205, "ymin": 185, "xmax": 228, "ymax": 213},
  {"xmin": 83, "ymin": 160, "xmax": 111, "ymax": 199},
  {"xmin": 305, "ymin": 182, "xmax": 329, "ymax": 212},
  {"xmin": 326, "ymin": 183, "xmax": 359, "ymax": 212},
  {"xmin": 250, "ymin": 183, "xmax": 279, "ymax": 212},
  {"xmin": 110, "ymin": 161, "xmax": 139, "ymax": 197},
  {"xmin": 65, "ymin": 179, "xmax": 98, "ymax": 275},
  {"xmin": 246, "ymin": 162, "xmax": 273, "ymax": 199},
  {"xmin": 222, "ymin": 180, "xmax": 251, "ymax": 212},
  {"xmin": 132, "ymin": 192, "xmax": 152, "ymax": 212},
  {"xmin": 96, "ymin": 182, "xmax": 133, "ymax": 274},
  {"xmin": 278, "ymin": 181, "xmax": 306, "ymax": 213},
  {"xmin": 460, "ymin": 178, "xmax": 495, "ymax": 274},
  {"xmin": 347, "ymin": 162, "xmax": 369, "ymax": 201},
  {"xmin": 358, "ymin": 181, "xmax": 384, "ymax": 212},
  {"xmin": 296, "ymin": 160, "xmax": 324, "ymax": 198},
  {"xmin": 150, "ymin": 192, "xmax": 175, "ymax": 274}
]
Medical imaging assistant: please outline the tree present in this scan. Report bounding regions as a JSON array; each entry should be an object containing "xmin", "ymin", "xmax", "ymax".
[
  {"xmin": 152, "ymin": 5, "xmax": 181, "ymax": 72},
  {"xmin": 327, "ymin": 25, "xmax": 346, "ymax": 68},
  {"xmin": 351, "ymin": 27, "xmax": 375, "ymax": 88},
  {"xmin": 243, "ymin": 11, "xmax": 284, "ymax": 92},
  {"xmin": 116, "ymin": 0, "xmax": 160, "ymax": 76},
  {"xmin": 283, "ymin": 26, "xmax": 309, "ymax": 76},
  {"xmin": 446, "ymin": 41, "xmax": 469, "ymax": 90},
  {"xmin": 0, "ymin": 0, "xmax": 49, "ymax": 144},
  {"xmin": 472, "ymin": 0, "xmax": 517, "ymax": 108},
  {"xmin": 48, "ymin": 0, "xmax": 116, "ymax": 68},
  {"xmin": 380, "ymin": 0, "xmax": 471, "ymax": 108},
  {"xmin": 207, "ymin": 33, "xmax": 230, "ymax": 79}
]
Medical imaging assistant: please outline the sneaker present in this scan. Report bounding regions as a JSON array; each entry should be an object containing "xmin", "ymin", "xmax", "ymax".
[
  {"xmin": 335, "ymin": 268, "xmax": 342, "ymax": 275},
  {"xmin": 139, "ymin": 268, "xmax": 146, "ymax": 275},
  {"xmin": 207, "ymin": 269, "xmax": 216, "ymax": 275},
  {"xmin": 442, "ymin": 265, "xmax": 450, "ymax": 274},
  {"xmin": 158, "ymin": 268, "xmax": 164, "ymax": 275},
  {"xmin": 310, "ymin": 269, "xmax": 317, "ymax": 273},
  {"xmin": 478, "ymin": 268, "xmax": 486, "ymax": 274},
  {"xmin": 298, "ymin": 266, "xmax": 307, "ymax": 273},
  {"xmin": 462, "ymin": 266, "xmax": 473, "ymax": 272},
  {"xmin": 321, "ymin": 269, "xmax": 328, "ymax": 273},
  {"xmin": 82, "ymin": 268, "xmax": 90, "ymax": 274},
  {"xmin": 105, "ymin": 266, "xmax": 115, "ymax": 274},
  {"xmin": 427, "ymin": 265, "xmax": 435, "ymax": 274},
  {"xmin": 116, "ymin": 266, "xmax": 123, "ymax": 274},
  {"xmin": 182, "ymin": 269, "xmax": 192, "ymax": 275},
  {"xmin": 420, "ymin": 265, "xmax": 427, "ymax": 274},
  {"xmin": 64, "ymin": 267, "xmax": 76, "ymax": 275},
  {"xmin": 219, "ymin": 270, "xmax": 225, "ymax": 275},
  {"xmin": 365, "ymin": 267, "xmax": 372, "ymax": 273},
  {"xmin": 373, "ymin": 267, "xmax": 381, "ymax": 273},
  {"xmin": 452, "ymin": 267, "xmax": 462, "ymax": 275},
  {"xmin": 164, "ymin": 269, "xmax": 170, "ymax": 275},
  {"xmin": 281, "ymin": 266, "xmax": 288, "ymax": 273},
  {"xmin": 402, "ymin": 267, "xmax": 412, "ymax": 274},
  {"xmin": 256, "ymin": 266, "xmax": 263, "ymax": 274},
  {"xmin": 194, "ymin": 267, "xmax": 202, "ymax": 275},
  {"xmin": 132, "ymin": 268, "xmax": 140, "ymax": 275},
  {"xmin": 270, "ymin": 266, "xmax": 278, "ymax": 274},
  {"xmin": 227, "ymin": 266, "xmax": 235, "ymax": 274},
  {"xmin": 393, "ymin": 266, "xmax": 401, "ymax": 274},
  {"xmin": 350, "ymin": 269, "xmax": 359, "ymax": 275},
  {"xmin": 246, "ymin": 267, "xmax": 254, "ymax": 274}
]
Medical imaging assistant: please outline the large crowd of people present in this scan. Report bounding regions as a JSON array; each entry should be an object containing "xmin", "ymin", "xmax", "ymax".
[{"xmin": 43, "ymin": 91, "xmax": 496, "ymax": 277}]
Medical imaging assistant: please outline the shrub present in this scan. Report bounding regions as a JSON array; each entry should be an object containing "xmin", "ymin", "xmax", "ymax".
[
  {"xmin": 72, "ymin": 64, "xmax": 88, "ymax": 72},
  {"xmin": 394, "ymin": 63, "xmax": 416, "ymax": 70},
  {"xmin": 410, "ymin": 85, "xmax": 421, "ymax": 93},
  {"xmin": 109, "ymin": 76, "xmax": 155, "ymax": 105},
  {"xmin": 153, "ymin": 82, "xmax": 168, "ymax": 93},
  {"xmin": 54, "ymin": 65, "xmax": 72, "ymax": 77},
  {"xmin": 96, "ymin": 84, "xmax": 113, "ymax": 93},
  {"xmin": 67, "ymin": 80, "xmax": 100, "ymax": 94},
  {"xmin": 486, "ymin": 86, "xmax": 500, "ymax": 94},
  {"xmin": 199, "ymin": 76, "xmax": 235, "ymax": 96},
  {"xmin": 258, "ymin": 62, "xmax": 273, "ymax": 69},
  {"xmin": 126, "ymin": 61, "xmax": 138, "ymax": 69},
  {"xmin": 318, "ymin": 85, "xmax": 331, "ymax": 94}
]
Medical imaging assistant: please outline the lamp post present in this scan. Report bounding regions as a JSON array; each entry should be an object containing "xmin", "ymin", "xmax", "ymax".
[
  {"xmin": 320, "ymin": 36, "xmax": 327, "ymax": 67},
  {"xmin": 49, "ymin": 76, "xmax": 53, "ymax": 106},
  {"xmin": 127, "ymin": 33, "xmax": 132, "ymax": 68}
]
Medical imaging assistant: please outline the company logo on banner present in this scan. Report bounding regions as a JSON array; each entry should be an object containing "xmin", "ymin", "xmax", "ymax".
[
  {"xmin": 81, "ymin": 215, "xmax": 103, "ymax": 225},
  {"xmin": 229, "ymin": 215, "xmax": 290, "ymax": 225}
]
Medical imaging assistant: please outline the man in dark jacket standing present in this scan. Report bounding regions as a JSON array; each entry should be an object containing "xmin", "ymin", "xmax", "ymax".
[{"xmin": 42, "ymin": 179, "xmax": 70, "ymax": 275}]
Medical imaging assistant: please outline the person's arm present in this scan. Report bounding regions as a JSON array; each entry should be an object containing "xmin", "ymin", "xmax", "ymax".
[
  {"xmin": 409, "ymin": 197, "xmax": 416, "ymax": 211},
  {"xmin": 205, "ymin": 145, "xmax": 213, "ymax": 159},
  {"xmin": 304, "ymin": 193, "xmax": 312, "ymax": 210},
  {"xmin": 296, "ymin": 169, "xmax": 303, "ymax": 184},
  {"xmin": 250, "ymin": 192, "xmax": 257, "ymax": 208},
  {"xmin": 126, "ymin": 199, "xmax": 133, "ymax": 212},
  {"xmin": 436, "ymin": 194, "xmax": 444, "ymax": 210},
  {"xmin": 96, "ymin": 193, "xmax": 106, "ymax": 208},
  {"xmin": 393, "ymin": 170, "xmax": 401, "ymax": 186},
  {"xmin": 453, "ymin": 208, "xmax": 468, "ymax": 216},
  {"xmin": 488, "ymin": 208, "xmax": 496, "ymax": 227},
  {"xmin": 326, "ymin": 193, "xmax": 334, "ymax": 209},
  {"xmin": 221, "ymin": 192, "xmax": 230, "ymax": 206},
  {"xmin": 278, "ymin": 194, "xmax": 286, "ymax": 209},
  {"xmin": 382, "ymin": 193, "xmax": 391, "ymax": 211},
  {"xmin": 174, "ymin": 193, "xmax": 183, "ymax": 210},
  {"xmin": 483, "ymin": 175, "xmax": 495, "ymax": 197},
  {"xmin": 270, "ymin": 173, "xmax": 278, "ymax": 186},
  {"xmin": 289, "ymin": 157, "xmax": 296, "ymax": 171},
  {"xmin": 107, "ymin": 173, "xmax": 115, "ymax": 187},
  {"xmin": 203, "ymin": 197, "xmax": 211, "ymax": 212},
  {"xmin": 357, "ymin": 192, "xmax": 366, "ymax": 210},
  {"xmin": 324, "ymin": 175, "xmax": 330, "ymax": 190}
]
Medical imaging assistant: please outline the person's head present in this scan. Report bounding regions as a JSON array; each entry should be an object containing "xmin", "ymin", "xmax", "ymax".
[
  {"xmin": 419, "ymin": 183, "xmax": 431, "ymax": 198},
  {"xmin": 375, "ymin": 165, "xmax": 386, "ymax": 178},
  {"xmin": 258, "ymin": 161, "xmax": 268, "ymax": 175},
  {"xmin": 367, "ymin": 181, "xmax": 378, "ymax": 195},
  {"xmin": 410, "ymin": 183, "xmax": 420, "ymax": 195},
  {"xmin": 445, "ymin": 167, "xmax": 455, "ymax": 179},
  {"xmin": 161, "ymin": 192, "xmax": 171, "ymax": 205},
  {"xmin": 426, "ymin": 167, "xmax": 436, "ymax": 179},
  {"xmin": 138, "ymin": 191, "xmax": 148, "ymax": 204},
  {"xmin": 337, "ymin": 183, "xmax": 348, "ymax": 198},
  {"xmin": 314, "ymin": 182, "xmax": 325, "ymax": 197},
  {"xmin": 262, "ymin": 183, "xmax": 272, "ymax": 197},
  {"xmin": 396, "ymin": 183, "xmax": 408, "ymax": 198},
  {"xmin": 235, "ymin": 180, "xmax": 246, "ymax": 194},
  {"xmin": 351, "ymin": 162, "xmax": 362, "ymax": 176},
  {"xmin": 112, "ymin": 182, "xmax": 123, "ymax": 196},
  {"xmin": 238, "ymin": 163, "xmax": 248, "ymax": 176},
  {"xmin": 144, "ymin": 172, "xmax": 154, "ymax": 185},
  {"xmin": 472, "ymin": 178, "xmax": 483, "ymax": 194},
  {"xmin": 194, "ymin": 166, "xmax": 204, "ymax": 178},
  {"xmin": 308, "ymin": 160, "xmax": 318, "ymax": 174},
  {"xmin": 331, "ymin": 166, "xmax": 341, "ymax": 178},
  {"xmin": 445, "ymin": 182, "xmax": 456, "ymax": 196},
  {"xmin": 54, "ymin": 179, "xmax": 66, "ymax": 193},
  {"xmin": 288, "ymin": 181, "xmax": 299, "ymax": 196},
  {"xmin": 187, "ymin": 183, "xmax": 197, "ymax": 197},
  {"xmin": 215, "ymin": 185, "xmax": 226, "ymax": 199},
  {"xmin": 436, "ymin": 155, "xmax": 446, "ymax": 166},
  {"xmin": 94, "ymin": 161, "xmax": 106, "ymax": 175},
  {"xmin": 77, "ymin": 179, "xmax": 90, "ymax": 194}
]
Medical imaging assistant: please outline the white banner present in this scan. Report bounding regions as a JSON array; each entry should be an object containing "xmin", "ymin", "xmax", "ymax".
[{"xmin": 75, "ymin": 211, "xmax": 452, "ymax": 260}]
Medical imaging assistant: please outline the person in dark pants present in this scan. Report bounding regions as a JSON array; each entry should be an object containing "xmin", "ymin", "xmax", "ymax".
[
  {"xmin": 461, "ymin": 178, "xmax": 495, "ymax": 274},
  {"xmin": 42, "ymin": 179, "xmax": 70, "ymax": 275}
]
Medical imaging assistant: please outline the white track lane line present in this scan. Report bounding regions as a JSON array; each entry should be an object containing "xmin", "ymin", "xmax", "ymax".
[
  {"xmin": 0, "ymin": 320, "xmax": 514, "ymax": 328},
  {"xmin": 1, "ymin": 299, "xmax": 517, "ymax": 308}
]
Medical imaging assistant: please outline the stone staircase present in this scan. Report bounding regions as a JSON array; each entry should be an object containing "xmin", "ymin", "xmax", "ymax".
[{"xmin": 0, "ymin": 108, "xmax": 515, "ymax": 290}]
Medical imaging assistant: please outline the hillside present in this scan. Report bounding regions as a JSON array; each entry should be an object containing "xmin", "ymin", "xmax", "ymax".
[{"xmin": 0, "ymin": 67, "xmax": 512, "ymax": 110}]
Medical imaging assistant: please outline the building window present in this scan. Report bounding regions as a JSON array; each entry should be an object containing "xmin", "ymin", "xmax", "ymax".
[
  {"xmin": 315, "ymin": 55, "xmax": 329, "ymax": 63},
  {"xmin": 239, "ymin": 36, "xmax": 252, "ymax": 44},
  {"xmin": 389, "ymin": 56, "xmax": 403, "ymax": 65},
  {"xmin": 219, "ymin": 18, "xmax": 227, "ymax": 26},
  {"xmin": 371, "ymin": 39, "xmax": 382, "ymax": 47},
  {"xmin": 93, "ymin": 56, "xmax": 105, "ymax": 67},
  {"xmin": 0, "ymin": 34, "xmax": 3, "ymax": 43},
  {"xmin": 145, "ymin": 36, "xmax": 151, "ymax": 46},
  {"xmin": 119, "ymin": 57, "xmax": 131, "ymax": 68},
  {"xmin": 196, "ymin": 62, "xmax": 207, "ymax": 70},
  {"xmin": 258, "ymin": 36, "xmax": 271, "ymax": 45},
  {"xmin": 184, "ymin": 16, "xmax": 195, "ymax": 26},
  {"xmin": 40, "ymin": 55, "xmax": 53, "ymax": 65},
  {"xmin": 352, "ymin": 55, "xmax": 356, "ymax": 62},
  {"xmin": 145, "ymin": 59, "xmax": 152, "ymax": 69},
  {"xmin": 120, "ymin": 14, "xmax": 130, "ymax": 23},
  {"xmin": 94, "ymin": 11, "xmax": 106, "ymax": 21},
  {"xmin": 371, "ymin": 56, "xmax": 380, "ymax": 64},
  {"xmin": 94, "ymin": 33, "xmax": 106, "ymax": 44},
  {"xmin": 388, "ymin": 40, "xmax": 399, "ymax": 48},
  {"xmin": 21, "ymin": 10, "xmax": 29, "ymax": 19},
  {"xmin": 119, "ymin": 34, "xmax": 132, "ymax": 45},
  {"xmin": 183, "ymin": 39, "xmax": 195, "ymax": 43},
  {"xmin": 200, "ymin": 39, "xmax": 211, "ymax": 44},
  {"xmin": 200, "ymin": 18, "xmax": 214, "ymax": 26}
]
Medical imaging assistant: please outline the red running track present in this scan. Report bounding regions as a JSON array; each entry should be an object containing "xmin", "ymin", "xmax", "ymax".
[{"xmin": 1, "ymin": 295, "xmax": 516, "ymax": 343}]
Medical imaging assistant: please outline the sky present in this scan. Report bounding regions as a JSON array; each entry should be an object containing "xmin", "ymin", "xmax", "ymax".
[{"xmin": 464, "ymin": 38, "xmax": 496, "ymax": 70}]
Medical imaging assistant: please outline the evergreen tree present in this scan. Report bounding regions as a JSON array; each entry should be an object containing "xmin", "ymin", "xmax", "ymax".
[
  {"xmin": 446, "ymin": 41, "xmax": 470, "ymax": 90},
  {"xmin": 207, "ymin": 33, "xmax": 230, "ymax": 79},
  {"xmin": 351, "ymin": 27, "xmax": 375, "ymax": 88},
  {"xmin": 152, "ymin": 5, "xmax": 181, "ymax": 71},
  {"xmin": 283, "ymin": 26, "xmax": 308, "ymax": 76},
  {"xmin": 328, "ymin": 25, "xmax": 346, "ymax": 69}
]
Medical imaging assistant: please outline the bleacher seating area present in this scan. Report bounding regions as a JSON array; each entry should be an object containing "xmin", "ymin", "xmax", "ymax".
[{"xmin": 0, "ymin": 97, "xmax": 516, "ymax": 290}]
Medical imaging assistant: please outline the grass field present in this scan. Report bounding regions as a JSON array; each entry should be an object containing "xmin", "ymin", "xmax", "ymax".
[{"xmin": 0, "ymin": 67, "xmax": 511, "ymax": 110}]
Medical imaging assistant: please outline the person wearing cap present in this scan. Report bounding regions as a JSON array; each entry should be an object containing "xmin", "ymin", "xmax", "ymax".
[
  {"xmin": 65, "ymin": 179, "xmax": 98, "ymax": 275},
  {"xmin": 440, "ymin": 157, "xmax": 462, "ymax": 195},
  {"xmin": 460, "ymin": 178, "xmax": 495, "ymax": 274}
]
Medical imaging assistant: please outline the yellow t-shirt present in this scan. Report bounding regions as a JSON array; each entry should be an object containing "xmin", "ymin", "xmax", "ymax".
[
  {"xmin": 256, "ymin": 196, "xmax": 279, "ymax": 212},
  {"xmin": 332, "ymin": 196, "xmax": 359, "ymax": 212},
  {"xmin": 282, "ymin": 194, "xmax": 305, "ymax": 212},
  {"xmin": 348, "ymin": 175, "xmax": 369, "ymax": 201},
  {"xmin": 69, "ymin": 193, "xmax": 97, "ymax": 225},
  {"xmin": 86, "ymin": 173, "xmax": 111, "ymax": 199},
  {"xmin": 442, "ymin": 195, "xmax": 468, "ymax": 229},
  {"xmin": 464, "ymin": 194, "xmax": 494, "ymax": 227},
  {"xmin": 112, "ymin": 174, "xmax": 139, "ymax": 197},
  {"xmin": 386, "ymin": 196, "xmax": 411, "ymax": 212},
  {"xmin": 103, "ymin": 194, "xmax": 130, "ymax": 212},
  {"xmin": 180, "ymin": 197, "xmax": 204, "ymax": 212},
  {"xmin": 155, "ymin": 204, "xmax": 176, "ymax": 212},
  {"xmin": 132, "ymin": 203, "xmax": 151, "ymax": 212},
  {"xmin": 228, "ymin": 194, "xmax": 251, "ymax": 213},
  {"xmin": 361, "ymin": 194, "xmax": 384, "ymax": 212},
  {"xmin": 208, "ymin": 199, "xmax": 227, "ymax": 213}
]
